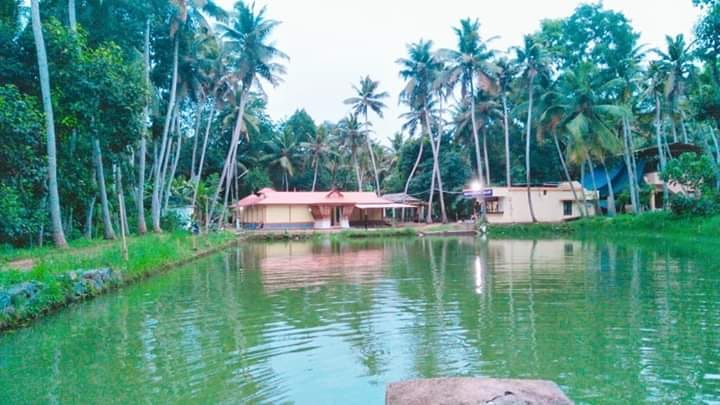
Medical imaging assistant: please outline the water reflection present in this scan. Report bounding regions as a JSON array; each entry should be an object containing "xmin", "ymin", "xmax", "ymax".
[{"xmin": 1, "ymin": 237, "xmax": 720, "ymax": 404}]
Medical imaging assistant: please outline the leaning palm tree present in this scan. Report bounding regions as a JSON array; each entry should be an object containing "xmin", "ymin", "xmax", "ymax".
[
  {"xmin": 344, "ymin": 76, "xmax": 389, "ymax": 195},
  {"xmin": 30, "ymin": 0, "xmax": 67, "ymax": 247},
  {"xmin": 537, "ymin": 83, "xmax": 586, "ymax": 217},
  {"xmin": 152, "ymin": 0, "xmax": 227, "ymax": 232},
  {"xmin": 337, "ymin": 114, "xmax": 366, "ymax": 191},
  {"xmin": 514, "ymin": 35, "xmax": 550, "ymax": 223},
  {"xmin": 437, "ymin": 18, "xmax": 497, "ymax": 186},
  {"xmin": 208, "ymin": 0, "xmax": 287, "ymax": 226}
]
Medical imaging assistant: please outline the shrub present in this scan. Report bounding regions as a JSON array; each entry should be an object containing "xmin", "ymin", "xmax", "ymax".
[{"xmin": 669, "ymin": 193, "xmax": 720, "ymax": 216}]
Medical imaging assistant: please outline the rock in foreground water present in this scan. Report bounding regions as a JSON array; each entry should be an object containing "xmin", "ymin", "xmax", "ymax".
[{"xmin": 386, "ymin": 377, "xmax": 572, "ymax": 405}]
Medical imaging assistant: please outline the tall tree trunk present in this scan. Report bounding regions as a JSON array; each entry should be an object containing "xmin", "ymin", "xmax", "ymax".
[
  {"xmin": 353, "ymin": 152, "xmax": 362, "ymax": 191},
  {"xmin": 152, "ymin": 37, "xmax": 179, "ymax": 232},
  {"xmin": 431, "ymin": 133, "xmax": 447, "ymax": 223},
  {"xmin": 426, "ymin": 103, "xmax": 447, "ymax": 223},
  {"xmin": 311, "ymin": 160, "xmax": 319, "ymax": 192},
  {"xmin": 469, "ymin": 81, "xmax": 485, "ymax": 185},
  {"xmin": 84, "ymin": 196, "xmax": 95, "ymax": 239},
  {"xmin": 191, "ymin": 106, "xmax": 215, "ymax": 209},
  {"xmin": 601, "ymin": 160, "xmax": 616, "ymax": 217},
  {"xmin": 364, "ymin": 111, "xmax": 381, "ymax": 195},
  {"xmin": 622, "ymin": 118, "xmax": 639, "ymax": 214},
  {"xmin": 426, "ymin": 144, "xmax": 436, "ymax": 225},
  {"xmin": 68, "ymin": 0, "xmax": 77, "ymax": 32},
  {"xmin": 654, "ymin": 95, "xmax": 669, "ymax": 209},
  {"xmin": 502, "ymin": 93, "xmax": 511, "ymax": 187},
  {"xmin": 190, "ymin": 101, "xmax": 204, "ymax": 179},
  {"xmin": 114, "ymin": 165, "xmax": 128, "ymax": 261},
  {"xmin": 93, "ymin": 138, "xmax": 115, "ymax": 239},
  {"xmin": 670, "ymin": 116, "xmax": 678, "ymax": 143},
  {"xmin": 208, "ymin": 86, "xmax": 250, "ymax": 228},
  {"xmin": 525, "ymin": 75, "xmax": 537, "ymax": 223},
  {"xmin": 482, "ymin": 125, "xmax": 491, "ymax": 184},
  {"xmin": 627, "ymin": 119, "xmax": 641, "ymax": 211},
  {"xmin": 586, "ymin": 155, "xmax": 600, "ymax": 214},
  {"xmin": 552, "ymin": 131, "xmax": 584, "ymax": 217},
  {"xmin": 163, "ymin": 133, "xmax": 182, "ymax": 212},
  {"xmin": 680, "ymin": 110, "xmax": 689, "ymax": 144},
  {"xmin": 31, "ymin": 0, "xmax": 67, "ymax": 247},
  {"xmin": 137, "ymin": 19, "xmax": 150, "ymax": 235},
  {"xmin": 401, "ymin": 140, "xmax": 424, "ymax": 222},
  {"xmin": 580, "ymin": 162, "xmax": 589, "ymax": 214},
  {"xmin": 708, "ymin": 125, "xmax": 720, "ymax": 191}
]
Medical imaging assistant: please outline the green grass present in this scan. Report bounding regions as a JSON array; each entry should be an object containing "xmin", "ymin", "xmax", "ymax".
[
  {"xmin": 334, "ymin": 227, "xmax": 417, "ymax": 239},
  {"xmin": 0, "ymin": 231, "xmax": 235, "ymax": 330},
  {"xmin": 489, "ymin": 212, "xmax": 720, "ymax": 240}
]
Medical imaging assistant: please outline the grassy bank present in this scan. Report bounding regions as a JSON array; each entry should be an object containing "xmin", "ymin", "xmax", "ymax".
[
  {"xmin": 490, "ymin": 212, "xmax": 720, "ymax": 240},
  {"xmin": 0, "ymin": 231, "xmax": 235, "ymax": 331},
  {"xmin": 240, "ymin": 224, "xmax": 469, "ymax": 242}
]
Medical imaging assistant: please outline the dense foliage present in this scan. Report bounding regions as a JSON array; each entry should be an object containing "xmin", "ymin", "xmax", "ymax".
[{"xmin": 1, "ymin": 1, "xmax": 719, "ymax": 247}]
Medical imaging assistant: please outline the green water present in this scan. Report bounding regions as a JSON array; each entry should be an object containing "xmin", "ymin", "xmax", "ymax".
[{"xmin": 2, "ymin": 237, "xmax": 720, "ymax": 404}]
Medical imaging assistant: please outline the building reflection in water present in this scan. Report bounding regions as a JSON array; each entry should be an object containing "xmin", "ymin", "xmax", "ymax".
[{"xmin": 246, "ymin": 241, "xmax": 392, "ymax": 293}]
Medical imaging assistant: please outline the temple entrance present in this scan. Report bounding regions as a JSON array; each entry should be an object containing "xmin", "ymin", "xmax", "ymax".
[{"xmin": 331, "ymin": 206, "xmax": 342, "ymax": 227}]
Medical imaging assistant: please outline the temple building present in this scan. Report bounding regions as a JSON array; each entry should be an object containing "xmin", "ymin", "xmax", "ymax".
[{"xmin": 235, "ymin": 188, "xmax": 409, "ymax": 230}]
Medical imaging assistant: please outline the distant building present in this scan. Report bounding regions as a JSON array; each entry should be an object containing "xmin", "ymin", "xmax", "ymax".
[
  {"xmin": 465, "ymin": 182, "xmax": 598, "ymax": 224},
  {"xmin": 235, "ymin": 188, "xmax": 410, "ymax": 230},
  {"xmin": 381, "ymin": 193, "xmax": 427, "ymax": 222},
  {"xmin": 581, "ymin": 143, "xmax": 702, "ymax": 211}
]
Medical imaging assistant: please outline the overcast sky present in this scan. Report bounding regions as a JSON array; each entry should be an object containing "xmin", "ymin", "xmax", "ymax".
[{"xmin": 216, "ymin": 0, "xmax": 700, "ymax": 143}]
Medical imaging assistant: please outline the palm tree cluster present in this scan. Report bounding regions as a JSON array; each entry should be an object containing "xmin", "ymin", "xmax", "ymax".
[
  {"xmin": 388, "ymin": 3, "xmax": 720, "ymax": 223},
  {"xmin": 2, "ymin": 1, "xmax": 720, "ymax": 247}
]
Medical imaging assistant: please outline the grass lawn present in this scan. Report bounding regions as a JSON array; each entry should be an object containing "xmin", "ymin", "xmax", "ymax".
[
  {"xmin": 0, "ymin": 231, "xmax": 235, "ymax": 330},
  {"xmin": 490, "ymin": 211, "xmax": 720, "ymax": 240}
]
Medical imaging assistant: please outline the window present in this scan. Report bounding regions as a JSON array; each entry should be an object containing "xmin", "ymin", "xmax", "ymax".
[
  {"xmin": 485, "ymin": 198, "xmax": 503, "ymax": 214},
  {"xmin": 563, "ymin": 201, "xmax": 573, "ymax": 216}
]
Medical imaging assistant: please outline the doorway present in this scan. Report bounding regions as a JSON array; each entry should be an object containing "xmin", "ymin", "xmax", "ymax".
[{"xmin": 331, "ymin": 206, "xmax": 342, "ymax": 227}]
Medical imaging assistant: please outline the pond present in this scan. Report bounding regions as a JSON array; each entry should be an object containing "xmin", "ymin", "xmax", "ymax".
[{"xmin": 1, "ymin": 236, "xmax": 720, "ymax": 404}]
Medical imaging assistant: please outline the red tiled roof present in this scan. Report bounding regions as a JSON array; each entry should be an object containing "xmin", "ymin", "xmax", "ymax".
[{"xmin": 235, "ymin": 189, "xmax": 392, "ymax": 207}]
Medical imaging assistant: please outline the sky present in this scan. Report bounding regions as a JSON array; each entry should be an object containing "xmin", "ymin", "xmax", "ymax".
[{"xmin": 216, "ymin": 0, "xmax": 701, "ymax": 144}]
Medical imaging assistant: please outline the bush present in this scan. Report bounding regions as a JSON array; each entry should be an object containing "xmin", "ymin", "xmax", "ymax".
[{"xmin": 669, "ymin": 193, "xmax": 720, "ymax": 216}]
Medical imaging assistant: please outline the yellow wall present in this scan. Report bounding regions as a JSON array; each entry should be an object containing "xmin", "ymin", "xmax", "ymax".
[
  {"xmin": 483, "ymin": 187, "xmax": 597, "ymax": 224},
  {"xmin": 263, "ymin": 205, "xmax": 315, "ymax": 224}
]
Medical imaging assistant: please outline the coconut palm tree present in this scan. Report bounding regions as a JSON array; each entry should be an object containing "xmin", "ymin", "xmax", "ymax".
[
  {"xmin": 263, "ymin": 128, "xmax": 300, "ymax": 191},
  {"xmin": 302, "ymin": 124, "xmax": 333, "ymax": 191},
  {"xmin": 337, "ymin": 114, "xmax": 366, "ymax": 191},
  {"xmin": 208, "ymin": 0, "xmax": 287, "ymax": 226},
  {"xmin": 30, "ymin": 0, "xmax": 67, "ymax": 247},
  {"xmin": 537, "ymin": 83, "xmax": 586, "ymax": 216},
  {"xmin": 453, "ymin": 91, "xmax": 501, "ymax": 183},
  {"xmin": 152, "ymin": 0, "xmax": 226, "ymax": 232},
  {"xmin": 653, "ymin": 34, "xmax": 696, "ymax": 143},
  {"xmin": 616, "ymin": 45, "xmax": 647, "ymax": 213},
  {"xmin": 557, "ymin": 63, "xmax": 626, "ymax": 216},
  {"xmin": 514, "ymin": 35, "xmax": 551, "ymax": 223},
  {"xmin": 438, "ymin": 18, "xmax": 497, "ymax": 186},
  {"xmin": 344, "ymin": 76, "xmax": 389, "ymax": 195},
  {"xmin": 398, "ymin": 40, "xmax": 448, "ymax": 223},
  {"xmin": 646, "ymin": 61, "xmax": 671, "ymax": 209},
  {"xmin": 496, "ymin": 57, "xmax": 517, "ymax": 187}
]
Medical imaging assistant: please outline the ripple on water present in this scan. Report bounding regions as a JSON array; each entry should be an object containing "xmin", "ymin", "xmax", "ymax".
[{"xmin": 2, "ymin": 238, "xmax": 720, "ymax": 404}]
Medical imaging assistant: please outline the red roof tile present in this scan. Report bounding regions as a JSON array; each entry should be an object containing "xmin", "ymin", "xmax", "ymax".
[{"xmin": 235, "ymin": 189, "xmax": 392, "ymax": 207}]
